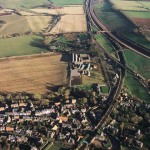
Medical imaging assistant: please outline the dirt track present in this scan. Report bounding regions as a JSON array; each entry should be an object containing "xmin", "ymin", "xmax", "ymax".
[{"xmin": 0, "ymin": 53, "xmax": 67, "ymax": 93}]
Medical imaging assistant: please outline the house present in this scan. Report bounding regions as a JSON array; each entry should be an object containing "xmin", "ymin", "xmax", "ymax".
[
  {"xmin": 11, "ymin": 103, "xmax": 19, "ymax": 108},
  {"xmin": 52, "ymin": 125, "xmax": 58, "ymax": 131},
  {"xmin": 6, "ymin": 126, "xmax": 14, "ymax": 132},
  {"xmin": 0, "ymin": 107, "xmax": 5, "ymax": 112},
  {"xmin": 19, "ymin": 102, "xmax": 27, "ymax": 107},
  {"xmin": 59, "ymin": 116, "xmax": 68, "ymax": 122}
]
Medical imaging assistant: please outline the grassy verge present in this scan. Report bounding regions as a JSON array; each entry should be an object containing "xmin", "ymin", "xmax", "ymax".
[
  {"xmin": 0, "ymin": 35, "xmax": 49, "ymax": 57},
  {"xmin": 123, "ymin": 50, "xmax": 150, "ymax": 79},
  {"xmin": 124, "ymin": 73, "xmax": 150, "ymax": 103},
  {"xmin": 95, "ymin": 34, "xmax": 116, "ymax": 56}
]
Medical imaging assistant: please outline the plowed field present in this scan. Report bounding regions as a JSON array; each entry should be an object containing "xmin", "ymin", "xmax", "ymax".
[
  {"xmin": 50, "ymin": 15, "xmax": 87, "ymax": 34},
  {"xmin": 0, "ymin": 54, "xmax": 67, "ymax": 93}
]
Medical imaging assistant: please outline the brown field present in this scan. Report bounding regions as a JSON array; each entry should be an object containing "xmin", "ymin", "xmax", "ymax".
[
  {"xmin": 50, "ymin": 15, "xmax": 87, "ymax": 34},
  {"xmin": 20, "ymin": 11, "xmax": 35, "ymax": 16},
  {"xmin": 0, "ymin": 54, "xmax": 68, "ymax": 93},
  {"xmin": 30, "ymin": 6, "xmax": 84, "ymax": 15},
  {"xmin": 26, "ymin": 16, "xmax": 52, "ymax": 32},
  {"xmin": 132, "ymin": 18, "xmax": 150, "ymax": 27},
  {"xmin": 0, "ymin": 14, "xmax": 30, "ymax": 35}
]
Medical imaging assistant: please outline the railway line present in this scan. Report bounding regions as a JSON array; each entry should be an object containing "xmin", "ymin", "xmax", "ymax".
[{"xmin": 88, "ymin": 0, "xmax": 150, "ymax": 58}]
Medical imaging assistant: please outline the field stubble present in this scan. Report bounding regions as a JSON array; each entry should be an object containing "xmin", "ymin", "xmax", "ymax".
[{"xmin": 0, "ymin": 54, "xmax": 67, "ymax": 93}]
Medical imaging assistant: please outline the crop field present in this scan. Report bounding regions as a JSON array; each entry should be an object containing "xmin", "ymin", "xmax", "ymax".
[
  {"xmin": 123, "ymin": 50, "xmax": 150, "ymax": 79},
  {"xmin": 110, "ymin": 0, "xmax": 150, "ymax": 11},
  {"xmin": 50, "ymin": 15, "xmax": 87, "ymax": 34},
  {"xmin": 0, "ymin": 14, "xmax": 30, "ymax": 36},
  {"xmin": 0, "ymin": 54, "xmax": 67, "ymax": 93},
  {"xmin": 0, "ymin": 35, "xmax": 49, "ymax": 57},
  {"xmin": 132, "ymin": 18, "xmax": 150, "ymax": 27},
  {"xmin": 0, "ymin": 0, "xmax": 49, "ymax": 10},
  {"xmin": 26, "ymin": 16, "xmax": 51, "ymax": 32},
  {"xmin": 124, "ymin": 73, "xmax": 150, "ymax": 102},
  {"xmin": 30, "ymin": 6, "xmax": 84, "ymax": 15}
]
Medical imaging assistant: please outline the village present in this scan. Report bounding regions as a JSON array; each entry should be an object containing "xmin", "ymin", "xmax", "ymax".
[{"xmin": 0, "ymin": 85, "xmax": 110, "ymax": 149}]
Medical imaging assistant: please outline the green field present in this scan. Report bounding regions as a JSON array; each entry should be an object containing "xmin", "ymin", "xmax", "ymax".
[
  {"xmin": 123, "ymin": 50, "xmax": 150, "ymax": 79},
  {"xmin": 123, "ymin": 32, "xmax": 150, "ymax": 49},
  {"xmin": 49, "ymin": 0, "xmax": 83, "ymax": 6},
  {"xmin": 0, "ymin": 35, "xmax": 49, "ymax": 57},
  {"xmin": 0, "ymin": 0, "xmax": 49, "ymax": 9},
  {"xmin": 110, "ymin": 0, "xmax": 150, "ymax": 11},
  {"xmin": 95, "ymin": 34, "xmax": 116, "ymax": 56},
  {"xmin": 123, "ymin": 11, "xmax": 150, "ymax": 18},
  {"xmin": 124, "ymin": 73, "xmax": 150, "ymax": 102},
  {"xmin": 93, "ymin": 1, "xmax": 134, "ymax": 31}
]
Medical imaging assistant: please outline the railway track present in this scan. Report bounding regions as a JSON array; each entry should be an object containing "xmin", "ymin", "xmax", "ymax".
[{"xmin": 89, "ymin": 0, "xmax": 150, "ymax": 58}]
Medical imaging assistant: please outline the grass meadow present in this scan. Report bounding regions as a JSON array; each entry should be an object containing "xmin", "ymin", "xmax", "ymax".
[
  {"xmin": 0, "ymin": 35, "xmax": 49, "ymax": 57},
  {"xmin": 0, "ymin": 0, "xmax": 49, "ymax": 9},
  {"xmin": 50, "ymin": 0, "xmax": 83, "ymax": 6},
  {"xmin": 123, "ymin": 50, "xmax": 150, "ymax": 79},
  {"xmin": 124, "ymin": 73, "xmax": 150, "ymax": 103}
]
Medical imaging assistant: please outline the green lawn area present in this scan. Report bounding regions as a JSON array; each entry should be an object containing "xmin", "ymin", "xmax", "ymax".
[
  {"xmin": 123, "ymin": 11, "xmax": 150, "ymax": 18},
  {"xmin": 123, "ymin": 50, "xmax": 150, "ymax": 79},
  {"xmin": 0, "ymin": 35, "xmax": 49, "ymax": 57},
  {"xmin": 101, "ymin": 86, "xmax": 110, "ymax": 94},
  {"xmin": 95, "ymin": 34, "xmax": 116, "ymax": 55},
  {"xmin": 124, "ymin": 73, "xmax": 150, "ymax": 102},
  {"xmin": 49, "ymin": 0, "xmax": 83, "ymax": 6},
  {"xmin": 0, "ymin": 0, "xmax": 49, "ymax": 9},
  {"xmin": 82, "ymin": 69, "xmax": 105, "ymax": 85},
  {"xmin": 56, "ymin": 36, "xmax": 73, "ymax": 44},
  {"xmin": 93, "ymin": 1, "xmax": 134, "ymax": 31}
]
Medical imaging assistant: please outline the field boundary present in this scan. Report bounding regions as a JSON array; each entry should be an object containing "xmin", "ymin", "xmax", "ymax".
[{"xmin": 0, "ymin": 52, "xmax": 60, "ymax": 62}]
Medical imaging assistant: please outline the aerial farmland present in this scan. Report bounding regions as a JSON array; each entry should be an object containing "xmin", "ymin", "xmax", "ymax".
[
  {"xmin": 0, "ymin": 53, "xmax": 67, "ymax": 93},
  {"xmin": 0, "ymin": 0, "xmax": 150, "ymax": 150}
]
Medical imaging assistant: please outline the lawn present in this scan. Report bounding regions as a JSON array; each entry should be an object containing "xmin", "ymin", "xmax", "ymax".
[
  {"xmin": 49, "ymin": 0, "xmax": 83, "ymax": 6},
  {"xmin": 123, "ymin": 50, "xmax": 150, "ymax": 79},
  {"xmin": 0, "ymin": 0, "xmax": 49, "ymax": 9},
  {"xmin": 0, "ymin": 35, "xmax": 49, "ymax": 57},
  {"xmin": 124, "ymin": 73, "xmax": 150, "ymax": 103},
  {"xmin": 82, "ymin": 69, "xmax": 105, "ymax": 85},
  {"xmin": 101, "ymin": 86, "xmax": 110, "ymax": 94},
  {"xmin": 95, "ymin": 34, "xmax": 116, "ymax": 56}
]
